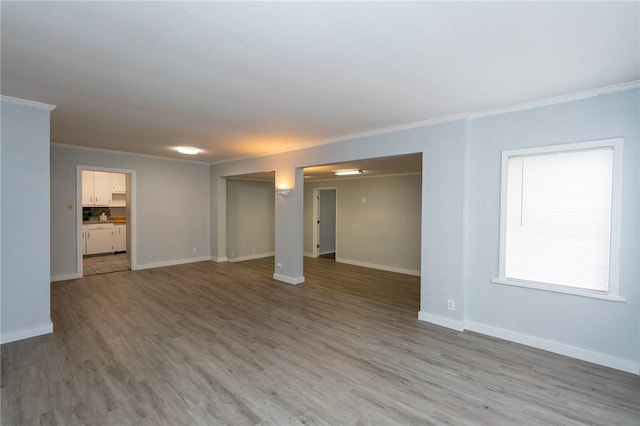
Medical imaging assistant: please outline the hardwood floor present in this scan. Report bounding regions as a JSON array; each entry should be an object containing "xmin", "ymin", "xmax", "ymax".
[{"xmin": 2, "ymin": 258, "xmax": 639, "ymax": 425}]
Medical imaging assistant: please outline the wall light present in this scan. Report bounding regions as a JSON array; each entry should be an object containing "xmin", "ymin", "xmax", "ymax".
[
  {"xmin": 277, "ymin": 189, "xmax": 291, "ymax": 197},
  {"xmin": 335, "ymin": 169, "xmax": 363, "ymax": 176},
  {"xmin": 176, "ymin": 146, "xmax": 200, "ymax": 155}
]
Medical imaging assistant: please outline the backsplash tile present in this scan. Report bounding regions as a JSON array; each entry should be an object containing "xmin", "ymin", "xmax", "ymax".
[{"xmin": 83, "ymin": 207, "xmax": 111, "ymax": 221}]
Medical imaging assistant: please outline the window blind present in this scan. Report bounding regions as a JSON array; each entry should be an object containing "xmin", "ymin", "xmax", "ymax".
[{"xmin": 504, "ymin": 147, "xmax": 613, "ymax": 292}]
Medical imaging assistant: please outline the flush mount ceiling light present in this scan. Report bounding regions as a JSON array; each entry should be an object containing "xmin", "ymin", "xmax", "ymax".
[
  {"xmin": 334, "ymin": 169, "xmax": 363, "ymax": 176},
  {"xmin": 176, "ymin": 146, "xmax": 200, "ymax": 155}
]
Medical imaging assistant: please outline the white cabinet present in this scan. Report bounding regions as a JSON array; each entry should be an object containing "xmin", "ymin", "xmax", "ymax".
[
  {"xmin": 114, "ymin": 224, "xmax": 126, "ymax": 252},
  {"xmin": 82, "ymin": 171, "xmax": 94, "ymax": 206},
  {"xmin": 82, "ymin": 171, "xmax": 111, "ymax": 206},
  {"xmin": 82, "ymin": 225, "xmax": 87, "ymax": 255},
  {"xmin": 110, "ymin": 173, "xmax": 126, "ymax": 193},
  {"xmin": 85, "ymin": 223, "xmax": 114, "ymax": 255}
]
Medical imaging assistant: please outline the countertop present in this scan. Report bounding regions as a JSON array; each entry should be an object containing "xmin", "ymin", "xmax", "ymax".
[{"xmin": 83, "ymin": 220, "xmax": 126, "ymax": 225}]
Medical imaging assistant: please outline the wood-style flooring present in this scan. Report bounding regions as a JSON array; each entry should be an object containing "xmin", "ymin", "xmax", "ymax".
[{"xmin": 2, "ymin": 257, "xmax": 639, "ymax": 425}]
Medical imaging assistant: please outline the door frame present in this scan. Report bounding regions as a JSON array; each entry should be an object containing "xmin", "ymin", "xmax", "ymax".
[
  {"xmin": 77, "ymin": 165, "xmax": 138, "ymax": 276},
  {"xmin": 312, "ymin": 187, "xmax": 338, "ymax": 258}
]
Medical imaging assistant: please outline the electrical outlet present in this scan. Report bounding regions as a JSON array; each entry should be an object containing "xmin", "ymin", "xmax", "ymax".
[
  {"xmin": 277, "ymin": 262, "xmax": 283, "ymax": 270},
  {"xmin": 192, "ymin": 248, "xmax": 197, "ymax": 254},
  {"xmin": 252, "ymin": 248, "xmax": 256, "ymax": 254},
  {"xmin": 447, "ymin": 299, "xmax": 455, "ymax": 311}
]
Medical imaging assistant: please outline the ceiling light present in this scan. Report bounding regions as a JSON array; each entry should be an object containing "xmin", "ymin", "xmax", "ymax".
[
  {"xmin": 334, "ymin": 169, "xmax": 363, "ymax": 176},
  {"xmin": 176, "ymin": 146, "xmax": 200, "ymax": 155}
]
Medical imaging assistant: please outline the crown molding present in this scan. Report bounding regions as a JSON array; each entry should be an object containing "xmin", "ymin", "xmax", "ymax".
[
  {"xmin": 19, "ymin": 80, "xmax": 640, "ymax": 166},
  {"xmin": 470, "ymin": 80, "xmax": 640, "ymax": 119},
  {"xmin": 50, "ymin": 143, "xmax": 210, "ymax": 165},
  {"xmin": 210, "ymin": 112, "xmax": 471, "ymax": 166},
  {"xmin": 1, "ymin": 95, "xmax": 56, "ymax": 111},
  {"xmin": 213, "ymin": 80, "xmax": 639, "ymax": 166}
]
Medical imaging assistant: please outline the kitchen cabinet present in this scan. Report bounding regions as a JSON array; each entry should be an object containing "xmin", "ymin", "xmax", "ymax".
[
  {"xmin": 82, "ymin": 171, "xmax": 111, "ymax": 206},
  {"xmin": 82, "ymin": 225, "xmax": 87, "ymax": 255},
  {"xmin": 85, "ymin": 223, "xmax": 114, "ymax": 255},
  {"xmin": 110, "ymin": 173, "xmax": 126, "ymax": 193},
  {"xmin": 114, "ymin": 224, "xmax": 126, "ymax": 252}
]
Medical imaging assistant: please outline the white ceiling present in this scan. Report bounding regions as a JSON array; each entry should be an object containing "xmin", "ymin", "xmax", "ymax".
[{"xmin": 2, "ymin": 2, "xmax": 638, "ymax": 163}]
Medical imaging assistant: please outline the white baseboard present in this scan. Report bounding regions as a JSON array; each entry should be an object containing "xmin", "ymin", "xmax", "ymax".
[
  {"xmin": 211, "ymin": 256, "xmax": 228, "ymax": 263},
  {"xmin": 136, "ymin": 256, "xmax": 211, "ymax": 271},
  {"xmin": 336, "ymin": 257, "xmax": 420, "ymax": 277},
  {"xmin": 418, "ymin": 311, "xmax": 465, "ymax": 332},
  {"xmin": 464, "ymin": 321, "xmax": 639, "ymax": 375},
  {"xmin": 228, "ymin": 252, "xmax": 275, "ymax": 263},
  {"xmin": 273, "ymin": 273, "xmax": 305, "ymax": 285},
  {"xmin": 51, "ymin": 273, "xmax": 82, "ymax": 282},
  {"xmin": 1, "ymin": 321, "xmax": 53, "ymax": 344},
  {"xmin": 303, "ymin": 252, "xmax": 315, "ymax": 258}
]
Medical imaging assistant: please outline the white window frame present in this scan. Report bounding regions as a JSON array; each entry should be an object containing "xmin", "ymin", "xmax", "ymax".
[{"xmin": 492, "ymin": 138, "xmax": 625, "ymax": 302}]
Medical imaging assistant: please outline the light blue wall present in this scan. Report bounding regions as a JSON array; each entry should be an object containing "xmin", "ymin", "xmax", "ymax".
[
  {"xmin": 50, "ymin": 146, "xmax": 211, "ymax": 276},
  {"xmin": 226, "ymin": 179, "xmax": 275, "ymax": 260},
  {"xmin": 466, "ymin": 89, "xmax": 639, "ymax": 364},
  {"xmin": 1, "ymin": 100, "xmax": 52, "ymax": 342}
]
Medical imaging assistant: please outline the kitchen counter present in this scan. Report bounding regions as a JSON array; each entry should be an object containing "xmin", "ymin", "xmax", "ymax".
[{"xmin": 83, "ymin": 219, "xmax": 126, "ymax": 225}]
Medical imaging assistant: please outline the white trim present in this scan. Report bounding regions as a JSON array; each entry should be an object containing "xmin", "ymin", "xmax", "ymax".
[
  {"xmin": 52, "ymin": 143, "xmax": 209, "ymax": 165},
  {"xmin": 464, "ymin": 321, "xmax": 639, "ymax": 375},
  {"xmin": 273, "ymin": 273, "xmax": 305, "ymax": 285},
  {"xmin": 303, "ymin": 252, "xmax": 315, "ymax": 258},
  {"xmin": 336, "ymin": 257, "xmax": 420, "ymax": 277},
  {"xmin": 1, "ymin": 321, "xmax": 54, "ymax": 344},
  {"xmin": 228, "ymin": 252, "xmax": 275, "ymax": 263},
  {"xmin": 491, "ymin": 278, "xmax": 626, "ymax": 302},
  {"xmin": 51, "ymin": 273, "xmax": 82, "ymax": 282},
  {"xmin": 136, "ymin": 256, "xmax": 211, "ymax": 270},
  {"xmin": 1, "ymin": 95, "xmax": 56, "ymax": 111},
  {"xmin": 470, "ymin": 81, "xmax": 639, "ymax": 119},
  {"xmin": 417, "ymin": 311, "xmax": 464, "ymax": 332},
  {"xmin": 211, "ymin": 256, "xmax": 228, "ymax": 263}
]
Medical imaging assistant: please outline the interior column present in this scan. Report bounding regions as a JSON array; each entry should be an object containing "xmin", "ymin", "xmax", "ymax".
[{"xmin": 273, "ymin": 167, "xmax": 305, "ymax": 284}]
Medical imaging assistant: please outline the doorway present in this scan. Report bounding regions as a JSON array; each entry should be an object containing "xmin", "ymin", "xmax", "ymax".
[
  {"xmin": 313, "ymin": 188, "xmax": 337, "ymax": 259},
  {"xmin": 77, "ymin": 166, "xmax": 137, "ymax": 276}
]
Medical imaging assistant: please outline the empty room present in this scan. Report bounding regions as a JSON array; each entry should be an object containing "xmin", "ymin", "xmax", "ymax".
[{"xmin": 1, "ymin": 2, "xmax": 639, "ymax": 425}]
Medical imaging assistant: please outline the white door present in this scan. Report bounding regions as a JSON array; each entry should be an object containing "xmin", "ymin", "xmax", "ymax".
[{"xmin": 313, "ymin": 188, "xmax": 337, "ymax": 257}]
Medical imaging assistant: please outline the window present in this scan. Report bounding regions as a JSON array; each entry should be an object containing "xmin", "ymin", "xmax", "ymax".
[{"xmin": 494, "ymin": 139, "xmax": 624, "ymax": 301}]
